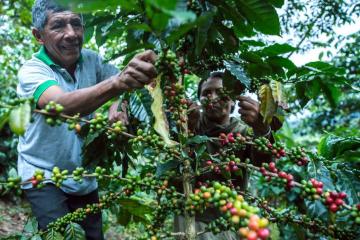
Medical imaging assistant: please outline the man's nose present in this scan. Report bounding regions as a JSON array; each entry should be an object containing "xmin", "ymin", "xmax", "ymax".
[
  {"xmin": 64, "ymin": 24, "xmax": 77, "ymax": 39},
  {"xmin": 208, "ymin": 91, "xmax": 218, "ymax": 99}
]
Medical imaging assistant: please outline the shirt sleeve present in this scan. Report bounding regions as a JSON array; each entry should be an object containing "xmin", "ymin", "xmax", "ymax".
[{"xmin": 17, "ymin": 61, "xmax": 59, "ymax": 104}]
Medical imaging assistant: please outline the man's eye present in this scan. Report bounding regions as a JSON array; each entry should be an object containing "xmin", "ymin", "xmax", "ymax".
[
  {"xmin": 51, "ymin": 22, "xmax": 64, "ymax": 29},
  {"xmin": 71, "ymin": 20, "xmax": 82, "ymax": 27}
]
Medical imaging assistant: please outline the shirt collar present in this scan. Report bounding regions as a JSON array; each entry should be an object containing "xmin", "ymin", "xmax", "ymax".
[{"xmin": 34, "ymin": 46, "xmax": 83, "ymax": 67}]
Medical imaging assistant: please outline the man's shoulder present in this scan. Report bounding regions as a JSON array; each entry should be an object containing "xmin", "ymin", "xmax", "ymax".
[{"xmin": 18, "ymin": 56, "xmax": 53, "ymax": 76}]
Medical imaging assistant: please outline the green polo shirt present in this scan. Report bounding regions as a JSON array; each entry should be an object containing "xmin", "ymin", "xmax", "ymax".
[{"xmin": 17, "ymin": 46, "xmax": 119, "ymax": 195}]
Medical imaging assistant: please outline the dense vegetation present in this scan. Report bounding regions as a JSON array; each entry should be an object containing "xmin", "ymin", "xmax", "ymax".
[{"xmin": 0, "ymin": 0, "xmax": 359, "ymax": 239}]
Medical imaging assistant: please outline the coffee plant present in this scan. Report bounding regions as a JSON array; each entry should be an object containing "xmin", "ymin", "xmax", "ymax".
[{"xmin": 0, "ymin": 0, "xmax": 359, "ymax": 239}]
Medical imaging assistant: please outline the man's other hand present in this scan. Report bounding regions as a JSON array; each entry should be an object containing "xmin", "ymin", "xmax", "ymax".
[
  {"xmin": 238, "ymin": 96, "xmax": 269, "ymax": 135},
  {"xmin": 108, "ymin": 100, "xmax": 129, "ymax": 125}
]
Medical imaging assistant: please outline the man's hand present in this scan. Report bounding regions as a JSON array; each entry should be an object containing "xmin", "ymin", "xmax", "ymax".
[
  {"xmin": 109, "ymin": 100, "xmax": 129, "ymax": 125},
  {"xmin": 238, "ymin": 96, "xmax": 269, "ymax": 135},
  {"xmin": 114, "ymin": 50, "xmax": 157, "ymax": 91}
]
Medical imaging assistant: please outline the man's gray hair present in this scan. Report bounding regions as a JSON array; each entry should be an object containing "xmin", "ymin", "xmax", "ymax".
[{"xmin": 32, "ymin": 0, "xmax": 80, "ymax": 30}]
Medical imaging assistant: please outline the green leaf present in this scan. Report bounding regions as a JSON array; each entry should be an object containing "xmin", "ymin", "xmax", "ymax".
[
  {"xmin": 318, "ymin": 135, "xmax": 360, "ymax": 160},
  {"xmin": 24, "ymin": 217, "xmax": 38, "ymax": 234},
  {"xmin": 269, "ymin": 223, "xmax": 280, "ymax": 240},
  {"xmin": 215, "ymin": 1, "xmax": 255, "ymax": 37},
  {"xmin": 334, "ymin": 167, "xmax": 360, "ymax": 204},
  {"xmin": 267, "ymin": 0, "xmax": 284, "ymax": 8},
  {"xmin": 258, "ymin": 84, "xmax": 277, "ymax": 125},
  {"xmin": 45, "ymin": 230, "xmax": 63, "ymax": 240},
  {"xmin": 258, "ymin": 43, "xmax": 296, "ymax": 57},
  {"xmin": 58, "ymin": 0, "xmax": 139, "ymax": 12},
  {"xmin": 267, "ymin": 56, "xmax": 297, "ymax": 70},
  {"xmin": 186, "ymin": 135, "xmax": 211, "ymax": 145},
  {"xmin": 9, "ymin": 101, "xmax": 31, "ymax": 135},
  {"xmin": 8, "ymin": 168, "xmax": 18, "ymax": 178},
  {"xmin": 30, "ymin": 235, "xmax": 42, "ymax": 240},
  {"xmin": 129, "ymin": 89, "xmax": 153, "ymax": 123},
  {"xmin": 0, "ymin": 111, "xmax": 10, "ymax": 130},
  {"xmin": 223, "ymin": 60, "xmax": 251, "ymax": 90},
  {"xmin": 295, "ymin": 82, "xmax": 310, "ymax": 107},
  {"xmin": 195, "ymin": 12, "xmax": 213, "ymax": 56},
  {"xmin": 319, "ymin": 80, "xmax": 341, "ymax": 108},
  {"xmin": 215, "ymin": 23, "xmax": 239, "ymax": 53},
  {"xmin": 236, "ymin": 0, "xmax": 280, "ymax": 35},
  {"xmin": 240, "ymin": 52, "xmax": 263, "ymax": 64},
  {"xmin": 64, "ymin": 222, "xmax": 85, "ymax": 240},
  {"xmin": 156, "ymin": 159, "xmax": 180, "ymax": 177},
  {"xmin": 118, "ymin": 196, "xmax": 155, "ymax": 220}
]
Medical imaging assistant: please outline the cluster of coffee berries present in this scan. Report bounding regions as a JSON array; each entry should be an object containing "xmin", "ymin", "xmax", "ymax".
[
  {"xmin": 238, "ymin": 215, "xmax": 270, "ymax": 240},
  {"xmin": 44, "ymin": 101, "xmax": 64, "ymax": 126},
  {"xmin": 301, "ymin": 178, "xmax": 323, "ymax": 200},
  {"xmin": 6, "ymin": 97, "xmax": 33, "ymax": 107},
  {"xmin": 350, "ymin": 204, "xmax": 360, "ymax": 225},
  {"xmin": 66, "ymin": 114, "xmax": 81, "ymax": 133},
  {"xmin": 72, "ymin": 167, "xmax": 87, "ymax": 183},
  {"xmin": 254, "ymin": 138, "xmax": 286, "ymax": 159},
  {"xmin": 259, "ymin": 162, "xmax": 277, "ymax": 181},
  {"xmin": 260, "ymin": 162, "xmax": 294, "ymax": 189},
  {"xmin": 324, "ymin": 191, "xmax": 347, "ymax": 213},
  {"xmin": 130, "ymin": 129, "xmax": 165, "ymax": 149},
  {"xmin": 6, "ymin": 176, "xmax": 21, "ymax": 190},
  {"xmin": 107, "ymin": 120, "xmax": 127, "ymax": 139},
  {"xmin": 288, "ymin": 147, "xmax": 309, "ymax": 166},
  {"xmin": 48, "ymin": 192, "xmax": 116, "ymax": 232},
  {"xmin": 89, "ymin": 113, "xmax": 107, "ymax": 133},
  {"xmin": 30, "ymin": 169, "xmax": 45, "ymax": 188},
  {"xmin": 267, "ymin": 142, "xmax": 286, "ymax": 159},
  {"xmin": 219, "ymin": 132, "xmax": 246, "ymax": 146},
  {"xmin": 156, "ymin": 50, "xmax": 180, "ymax": 77},
  {"xmin": 185, "ymin": 182, "xmax": 269, "ymax": 238},
  {"xmin": 206, "ymin": 217, "xmax": 231, "ymax": 234},
  {"xmin": 200, "ymin": 89, "xmax": 231, "ymax": 110},
  {"xmin": 51, "ymin": 167, "xmax": 68, "ymax": 187},
  {"xmin": 94, "ymin": 166, "xmax": 106, "ymax": 180},
  {"xmin": 164, "ymin": 82, "xmax": 189, "ymax": 125}
]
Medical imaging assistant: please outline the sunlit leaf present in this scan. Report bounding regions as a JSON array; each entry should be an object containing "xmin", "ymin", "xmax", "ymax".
[
  {"xmin": 258, "ymin": 84, "xmax": 276, "ymax": 124},
  {"xmin": 270, "ymin": 80, "xmax": 287, "ymax": 110},
  {"xmin": 9, "ymin": 101, "xmax": 31, "ymax": 135},
  {"xmin": 146, "ymin": 75, "xmax": 177, "ymax": 146}
]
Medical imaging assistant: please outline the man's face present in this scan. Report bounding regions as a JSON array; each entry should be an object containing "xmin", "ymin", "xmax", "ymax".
[
  {"xmin": 200, "ymin": 77, "xmax": 232, "ymax": 122},
  {"xmin": 37, "ymin": 11, "xmax": 84, "ymax": 67}
]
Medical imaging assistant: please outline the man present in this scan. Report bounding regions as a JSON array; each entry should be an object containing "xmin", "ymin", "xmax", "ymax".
[
  {"xmin": 17, "ymin": 0, "xmax": 156, "ymax": 239},
  {"xmin": 174, "ymin": 71, "xmax": 275, "ymax": 240}
]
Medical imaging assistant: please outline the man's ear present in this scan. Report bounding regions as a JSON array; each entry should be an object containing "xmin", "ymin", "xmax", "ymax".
[{"xmin": 32, "ymin": 28, "xmax": 44, "ymax": 44}]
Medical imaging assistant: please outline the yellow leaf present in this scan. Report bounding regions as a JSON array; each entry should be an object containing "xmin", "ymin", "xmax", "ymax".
[
  {"xmin": 146, "ymin": 75, "xmax": 177, "ymax": 147},
  {"xmin": 270, "ymin": 80, "xmax": 288, "ymax": 110},
  {"xmin": 258, "ymin": 84, "xmax": 276, "ymax": 125}
]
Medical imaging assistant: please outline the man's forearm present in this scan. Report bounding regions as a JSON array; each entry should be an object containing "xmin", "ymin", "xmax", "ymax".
[{"xmin": 52, "ymin": 76, "xmax": 121, "ymax": 116}]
